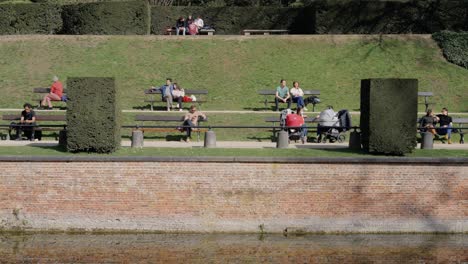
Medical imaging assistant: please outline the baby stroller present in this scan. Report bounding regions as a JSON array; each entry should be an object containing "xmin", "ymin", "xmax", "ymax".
[
  {"xmin": 317, "ymin": 107, "xmax": 351, "ymax": 143},
  {"xmin": 279, "ymin": 109, "xmax": 306, "ymax": 143}
]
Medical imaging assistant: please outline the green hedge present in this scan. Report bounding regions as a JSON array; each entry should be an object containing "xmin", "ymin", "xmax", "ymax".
[
  {"xmin": 151, "ymin": 6, "xmax": 315, "ymax": 35},
  {"xmin": 0, "ymin": 3, "xmax": 62, "ymax": 34},
  {"xmin": 314, "ymin": 0, "xmax": 468, "ymax": 34},
  {"xmin": 360, "ymin": 79, "xmax": 418, "ymax": 155},
  {"xmin": 66, "ymin": 77, "xmax": 121, "ymax": 153},
  {"xmin": 432, "ymin": 31, "xmax": 468, "ymax": 69},
  {"xmin": 61, "ymin": 0, "xmax": 149, "ymax": 35}
]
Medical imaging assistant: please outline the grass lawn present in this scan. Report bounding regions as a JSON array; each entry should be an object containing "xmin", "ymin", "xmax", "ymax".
[
  {"xmin": 0, "ymin": 145, "xmax": 466, "ymax": 157},
  {"xmin": 0, "ymin": 35, "xmax": 467, "ymax": 112}
]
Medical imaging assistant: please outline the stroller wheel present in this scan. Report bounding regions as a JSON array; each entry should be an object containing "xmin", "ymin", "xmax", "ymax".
[{"xmin": 338, "ymin": 135, "xmax": 346, "ymax": 143}]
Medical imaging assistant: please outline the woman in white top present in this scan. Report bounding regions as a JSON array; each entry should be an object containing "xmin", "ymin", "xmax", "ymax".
[
  {"xmin": 172, "ymin": 83, "xmax": 185, "ymax": 111},
  {"xmin": 290, "ymin": 81, "xmax": 307, "ymax": 111}
]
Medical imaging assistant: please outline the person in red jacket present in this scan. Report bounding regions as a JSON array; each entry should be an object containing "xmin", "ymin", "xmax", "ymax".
[
  {"xmin": 286, "ymin": 107, "xmax": 308, "ymax": 144},
  {"xmin": 41, "ymin": 76, "xmax": 63, "ymax": 110}
]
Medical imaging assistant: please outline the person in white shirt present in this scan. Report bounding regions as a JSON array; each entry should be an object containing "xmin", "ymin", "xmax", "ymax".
[
  {"xmin": 290, "ymin": 81, "xmax": 307, "ymax": 111},
  {"xmin": 194, "ymin": 16, "xmax": 204, "ymax": 30},
  {"xmin": 172, "ymin": 82, "xmax": 185, "ymax": 111}
]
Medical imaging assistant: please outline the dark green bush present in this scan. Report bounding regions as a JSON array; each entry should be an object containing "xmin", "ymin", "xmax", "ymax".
[
  {"xmin": 0, "ymin": 3, "xmax": 62, "ymax": 34},
  {"xmin": 360, "ymin": 79, "xmax": 418, "ymax": 156},
  {"xmin": 66, "ymin": 77, "xmax": 121, "ymax": 153},
  {"xmin": 61, "ymin": 0, "xmax": 149, "ymax": 35},
  {"xmin": 314, "ymin": 0, "xmax": 468, "ymax": 34},
  {"xmin": 151, "ymin": 6, "xmax": 315, "ymax": 34},
  {"xmin": 432, "ymin": 31, "xmax": 468, "ymax": 69}
]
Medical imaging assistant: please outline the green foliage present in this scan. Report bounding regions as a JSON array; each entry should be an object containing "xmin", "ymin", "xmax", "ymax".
[
  {"xmin": 314, "ymin": 0, "xmax": 468, "ymax": 34},
  {"xmin": 151, "ymin": 6, "xmax": 314, "ymax": 34},
  {"xmin": 360, "ymin": 79, "xmax": 418, "ymax": 155},
  {"xmin": 61, "ymin": 0, "xmax": 149, "ymax": 35},
  {"xmin": 66, "ymin": 77, "xmax": 121, "ymax": 153},
  {"xmin": 0, "ymin": 3, "xmax": 62, "ymax": 34},
  {"xmin": 432, "ymin": 31, "xmax": 468, "ymax": 69}
]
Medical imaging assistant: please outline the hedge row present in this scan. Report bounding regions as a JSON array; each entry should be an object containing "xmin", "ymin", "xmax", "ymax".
[
  {"xmin": 432, "ymin": 31, "xmax": 468, "ymax": 69},
  {"xmin": 62, "ymin": 0, "xmax": 149, "ymax": 35},
  {"xmin": 314, "ymin": 0, "xmax": 468, "ymax": 34},
  {"xmin": 151, "ymin": 6, "xmax": 314, "ymax": 35},
  {"xmin": 0, "ymin": 0, "xmax": 466, "ymax": 35},
  {"xmin": 0, "ymin": 3, "xmax": 62, "ymax": 34}
]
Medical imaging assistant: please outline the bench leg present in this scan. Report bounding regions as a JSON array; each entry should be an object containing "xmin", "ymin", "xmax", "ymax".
[
  {"xmin": 264, "ymin": 98, "xmax": 268, "ymax": 111},
  {"xmin": 460, "ymin": 133, "xmax": 465, "ymax": 144},
  {"xmin": 197, "ymin": 131, "xmax": 200, "ymax": 142}
]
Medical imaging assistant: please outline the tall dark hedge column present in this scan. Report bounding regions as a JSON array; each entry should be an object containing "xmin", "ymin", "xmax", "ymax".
[
  {"xmin": 360, "ymin": 79, "xmax": 418, "ymax": 155},
  {"xmin": 66, "ymin": 77, "xmax": 120, "ymax": 153}
]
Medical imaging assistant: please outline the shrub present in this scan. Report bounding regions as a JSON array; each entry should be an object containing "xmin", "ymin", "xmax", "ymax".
[
  {"xmin": 151, "ymin": 6, "xmax": 315, "ymax": 35},
  {"xmin": 61, "ymin": 0, "xmax": 149, "ymax": 35},
  {"xmin": 360, "ymin": 79, "xmax": 418, "ymax": 156},
  {"xmin": 0, "ymin": 3, "xmax": 62, "ymax": 34},
  {"xmin": 66, "ymin": 77, "xmax": 121, "ymax": 153},
  {"xmin": 432, "ymin": 31, "xmax": 468, "ymax": 69}
]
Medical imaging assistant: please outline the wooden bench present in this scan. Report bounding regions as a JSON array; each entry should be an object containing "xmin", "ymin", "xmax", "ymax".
[
  {"xmin": 134, "ymin": 114, "xmax": 208, "ymax": 141},
  {"xmin": 243, "ymin": 29, "xmax": 289, "ymax": 35},
  {"xmin": 1, "ymin": 114, "xmax": 66, "ymax": 140},
  {"xmin": 265, "ymin": 116, "xmax": 319, "ymax": 139},
  {"xmin": 418, "ymin": 91, "xmax": 434, "ymax": 112},
  {"xmin": 451, "ymin": 118, "xmax": 468, "ymax": 144},
  {"xmin": 144, "ymin": 89, "xmax": 208, "ymax": 111},
  {"xmin": 258, "ymin": 89, "xmax": 321, "ymax": 111},
  {"xmin": 33, "ymin": 87, "xmax": 68, "ymax": 108},
  {"xmin": 199, "ymin": 28, "xmax": 215, "ymax": 35}
]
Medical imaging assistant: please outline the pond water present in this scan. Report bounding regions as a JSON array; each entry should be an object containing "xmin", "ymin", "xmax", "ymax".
[{"xmin": 0, "ymin": 233, "xmax": 466, "ymax": 263}]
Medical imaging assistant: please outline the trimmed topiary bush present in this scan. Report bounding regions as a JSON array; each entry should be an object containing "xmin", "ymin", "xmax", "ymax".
[
  {"xmin": 61, "ymin": 0, "xmax": 149, "ymax": 35},
  {"xmin": 0, "ymin": 3, "xmax": 62, "ymax": 35},
  {"xmin": 66, "ymin": 77, "xmax": 121, "ymax": 153},
  {"xmin": 360, "ymin": 79, "xmax": 418, "ymax": 155},
  {"xmin": 432, "ymin": 31, "xmax": 468, "ymax": 69}
]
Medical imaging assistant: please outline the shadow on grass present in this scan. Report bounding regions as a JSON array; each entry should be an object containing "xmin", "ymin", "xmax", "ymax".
[
  {"xmin": 28, "ymin": 144, "xmax": 68, "ymax": 153},
  {"xmin": 242, "ymin": 107, "xmax": 275, "ymax": 112},
  {"xmin": 246, "ymin": 136, "xmax": 273, "ymax": 142}
]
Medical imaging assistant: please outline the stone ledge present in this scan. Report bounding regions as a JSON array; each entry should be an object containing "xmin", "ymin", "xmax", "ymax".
[{"xmin": 0, "ymin": 156, "xmax": 467, "ymax": 164}]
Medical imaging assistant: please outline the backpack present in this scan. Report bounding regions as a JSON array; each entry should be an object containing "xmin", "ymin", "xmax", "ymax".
[{"xmin": 279, "ymin": 109, "xmax": 292, "ymax": 128}]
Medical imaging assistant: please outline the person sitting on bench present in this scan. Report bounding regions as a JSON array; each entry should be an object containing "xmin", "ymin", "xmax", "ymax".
[
  {"xmin": 176, "ymin": 17, "xmax": 187, "ymax": 36},
  {"xmin": 419, "ymin": 109, "xmax": 438, "ymax": 137},
  {"xmin": 275, "ymin": 79, "xmax": 291, "ymax": 111},
  {"xmin": 290, "ymin": 81, "xmax": 307, "ymax": 111},
  {"xmin": 152, "ymin": 78, "xmax": 174, "ymax": 111},
  {"xmin": 15, "ymin": 103, "xmax": 36, "ymax": 141},
  {"xmin": 41, "ymin": 75, "xmax": 63, "ymax": 110},
  {"xmin": 180, "ymin": 105, "xmax": 206, "ymax": 143},
  {"xmin": 172, "ymin": 83, "xmax": 185, "ymax": 112},
  {"xmin": 436, "ymin": 107, "xmax": 453, "ymax": 144}
]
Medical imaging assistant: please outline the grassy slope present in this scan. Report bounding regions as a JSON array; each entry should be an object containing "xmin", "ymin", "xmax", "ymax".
[{"xmin": 0, "ymin": 35, "xmax": 466, "ymax": 112}]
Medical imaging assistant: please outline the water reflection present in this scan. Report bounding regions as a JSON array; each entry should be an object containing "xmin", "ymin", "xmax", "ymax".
[{"xmin": 0, "ymin": 233, "xmax": 467, "ymax": 263}]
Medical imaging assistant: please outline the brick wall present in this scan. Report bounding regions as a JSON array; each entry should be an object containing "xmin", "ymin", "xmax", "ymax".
[{"xmin": 0, "ymin": 158, "xmax": 466, "ymax": 233}]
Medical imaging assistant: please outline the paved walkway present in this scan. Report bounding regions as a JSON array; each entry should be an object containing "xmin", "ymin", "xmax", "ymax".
[{"xmin": 1, "ymin": 140, "xmax": 466, "ymax": 150}]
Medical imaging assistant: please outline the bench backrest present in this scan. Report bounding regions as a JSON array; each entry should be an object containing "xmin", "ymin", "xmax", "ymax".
[
  {"xmin": 33, "ymin": 87, "xmax": 68, "ymax": 94},
  {"xmin": 258, "ymin": 90, "xmax": 320, "ymax": 96},
  {"xmin": 418, "ymin": 91, "xmax": 433, "ymax": 97},
  {"xmin": 145, "ymin": 89, "xmax": 208, "ymax": 95},
  {"xmin": 135, "ymin": 115, "xmax": 207, "ymax": 122},
  {"xmin": 453, "ymin": 118, "xmax": 468, "ymax": 124},
  {"xmin": 265, "ymin": 116, "xmax": 317, "ymax": 123},
  {"xmin": 2, "ymin": 114, "xmax": 66, "ymax": 121}
]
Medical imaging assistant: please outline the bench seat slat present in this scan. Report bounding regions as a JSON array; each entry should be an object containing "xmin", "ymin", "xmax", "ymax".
[
  {"xmin": 2, "ymin": 115, "xmax": 66, "ymax": 121},
  {"xmin": 33, "ymin": 87, "xmax": 68, "ymax": 93},
  {"xmin": 258, "ymin": 90, "xmax": 320, "ymax": 95}
]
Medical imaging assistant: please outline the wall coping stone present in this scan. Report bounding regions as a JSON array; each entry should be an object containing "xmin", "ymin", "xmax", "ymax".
[{"xmin": 0, "ymin": 156, "xmax": 466, "ymax": 165}]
